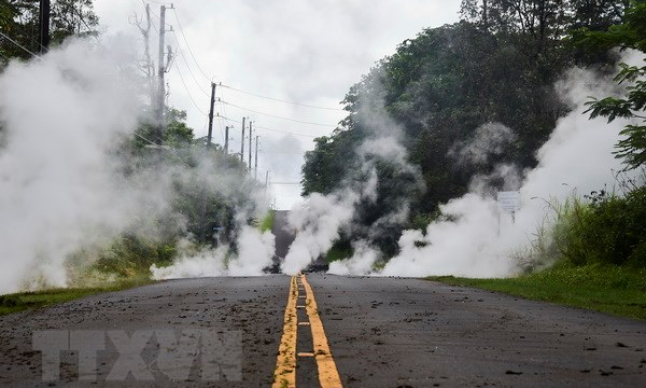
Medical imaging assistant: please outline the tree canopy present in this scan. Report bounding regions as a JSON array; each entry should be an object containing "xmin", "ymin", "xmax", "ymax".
[
  {"xmin": 0, "ymin": 0, "xmax": 98, "ymax": 62},
  {"xmin": 301, "ymin": 0, "xmax": 630, "ymax": 256},
  {"xmin": 577, "ymin": 0, "xmax": 646, "ymax": 168}
]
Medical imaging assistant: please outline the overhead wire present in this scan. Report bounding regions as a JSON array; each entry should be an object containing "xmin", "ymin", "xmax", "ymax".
[
  {"xmin": 133, "ymin": 132, "xmax": 192, "ymax": 168},
  {"xmin": 0, "ymin": 30, "xmax": 40, "ymax": 59},
  {"xmin": 174, "ymin": 60, "xmax": 209, "ymax": 116},
  {"xmin": 220, "ymin": 101, "xmax": 336, "ymax": 127},
  {"xmin": 218, "ymin": 87, "xmax": 233, "ymax": 143},
  {"xmin": 145, "ymin": 3, "xmax": 337, "ymax": 142},
  {"xmin": 169, "ymin": 7, "xmax": 215, "ymax": 82},
  {"xmin": 220, "ymin": 84, "xmax": 345, "ymax": 112},
  {"xmin": 219, "ymin": 116, "xmax": 319, "ymax": 139},
  {"xmin": 5, "ymin": 22, "xmax": 48, "ymax": 53},
  {"xmin": 0, "ymin": 50, "xmax": 11, "ymax": 61},
  {"xmin": 169, "ymin": 29, "xmax": 210, "ymax": 97}
]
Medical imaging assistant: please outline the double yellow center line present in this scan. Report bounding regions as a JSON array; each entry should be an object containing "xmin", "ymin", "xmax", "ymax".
[{"xmin": 272, "ymin": 275, "xmax": 343, "ymax": 388}]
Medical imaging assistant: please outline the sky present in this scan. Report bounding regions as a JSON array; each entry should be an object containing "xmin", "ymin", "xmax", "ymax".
[{"xmin": 93, "ymin": 0, "xmax": 462, "ymax": 209}]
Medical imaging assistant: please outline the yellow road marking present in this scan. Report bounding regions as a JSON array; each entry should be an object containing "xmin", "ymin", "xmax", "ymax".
[
  {"xmin": 272, "ymin": 276, "xmax": 298, "ymax": 388},
  {"xmin": 301, "ymin": 275, "xmax": 344, "ymax": 388},
  {"xmin": 298, "ymin": 352, "xmax": 315, "ymax": 357}
]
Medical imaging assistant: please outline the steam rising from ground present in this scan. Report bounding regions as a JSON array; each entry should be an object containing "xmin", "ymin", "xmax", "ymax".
[
  {"xmin": 379, "ymin": 65, "xmax": 639, "ymax": 278},
  {"xmin": 293, "ymin": 54, "xmax": 644, "ymax": 278},
  {"xmin": 450, "ymin": 122, "xmax": 517, "ymax": 166},
  {"xmin": 150, "ymin": 226, "xmax": 275, "ymax": 279},
  {"xmin": 0, "ymin": 40, "xmax": 274, "ymax": 294},
  {"xmin": 281, "ymin": 96, "xmax": 422, "ymax": 274},
  {"xmin": 0, "ymin": 41, "xmax": 141, "ymax": 294},
  {"xmin": 2, "ymin": 38, "xmax": 641, "ymax": 290}
]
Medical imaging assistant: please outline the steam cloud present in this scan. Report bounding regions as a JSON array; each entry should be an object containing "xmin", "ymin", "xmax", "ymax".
[
  {"xmin": 292, "ymin": 52, "xmax": 644, "ymax": 278},
  {"xmin": 0, "ymin": 40, "xmax": 141, "ymax": 294},
  {"xmin": 2, "ymin": 39, "xmax": 641, "ymax": 291},
  {"xmin": 0, "ymin": 39, "xmax": 274, "ymax": 294}
]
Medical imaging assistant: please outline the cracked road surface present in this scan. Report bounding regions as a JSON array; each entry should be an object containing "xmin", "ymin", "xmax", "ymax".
[{"xmin": 0, "ymin": 274, "xmax": 644, "ymax": 387}]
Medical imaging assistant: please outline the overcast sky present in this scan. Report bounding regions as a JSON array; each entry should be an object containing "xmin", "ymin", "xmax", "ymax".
[{"xmin": 93, "ymin": 0, "xmax": 461, "ymax": 209}]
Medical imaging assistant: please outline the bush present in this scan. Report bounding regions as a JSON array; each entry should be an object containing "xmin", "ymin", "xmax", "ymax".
[{"xmin": 559, "ymin": 185, "xmax": 646, "ymax": 267}]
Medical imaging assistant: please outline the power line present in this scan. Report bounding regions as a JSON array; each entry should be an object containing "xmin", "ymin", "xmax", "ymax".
[
  {"xmin": 173, "ymin": 59, "xmax": 209, "ymax": 116},
  {"xmin": 217, "ymin": 116, "xmax": 319, "ymax": 139},
  {"xmin": 220, "ymin": 84, "xmax": 345, "ymax": 112},
  {"xmin": 169, "ymin": 7, "xmax": 215, "ymax": 82},
  {"xmin": 260, "ymin": 151, "xmax": 305, "ymax": 155},
  {"xmin": 133, "ymin": 132, "xmax": 191, "ymax": 168},
  {"xmin": 0, "ymin": 31, "xmax": 40, "ymax": 59},
  {"xmin": 220, "ymin": 101, "xmax": 336, "ymax": 127},
  {"xmin": 170, "ymin": 30, "xmax": 210, "ymax": 98},
  {"xmin": 7, "ymin": 22, "xmax": 48, "ymax": 53}
]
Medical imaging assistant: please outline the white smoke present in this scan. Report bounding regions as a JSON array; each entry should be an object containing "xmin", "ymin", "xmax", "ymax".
[
  {"xmin": 150, "ymin": 225, "xmax": 275, "ymax": 279},
  {"xmin": 0, "ymin": 39, "xmax": 276, "ymax": 294},
  {"xmin": 279, "ymin": 114, "xmax": 419, "ymax": 274},
  {"xmin": 328, "ymin": 240, "xmax": 379, "ymax": 276},
  {"xmin": 450, "ymin": 122, "xmax": 517, "ymax": 166},
  {"xmin": 281, "ymin": 191, "xmax": 361, "ymax": 274},
  {"xmin": 0, "ymin": 40, "xmax": 142, "ymax": 294},
  {"xmin": 324, "ymin": 52, "xmax": 644, "ymax": 278},
  {"xmin": 379, "ymin": 60, "xmax": 642, "ymax": 278}
]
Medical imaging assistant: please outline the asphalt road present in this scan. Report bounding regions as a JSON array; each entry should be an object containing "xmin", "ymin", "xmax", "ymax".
[{"xmin": 0, "ymin": 275, "xmax": 645, "ymax": 387}]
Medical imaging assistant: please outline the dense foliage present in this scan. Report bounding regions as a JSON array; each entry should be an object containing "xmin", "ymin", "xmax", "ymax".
[
  {"xmin": 302, "ymin": 0, "xmax": 631, "ymax": 257},
  {"xmin": 556, "ymin": 184, "xmax": 646, "ymax": 267},
  {"xmin": 0, "ymin": 2, "xmax": 260, "ymax": 280},
  {"xmin": 0, "ymin": 0, "xmax": 98, "ymax": 61},
  {"xmin": 577, "ymin": 0, "xmax": 646, "ymax": 169}
]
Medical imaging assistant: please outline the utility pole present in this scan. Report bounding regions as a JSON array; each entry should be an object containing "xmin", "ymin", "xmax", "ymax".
[
  {"xmin": 135, "ymin": 3, "xmax": 154, "ymax": 102},
  {"xmin": 264, "ymin": 170, "xmax": 270, "ymax": 209},
  {"xmin": 39, "ymin": 0, "xmax": 50, "ymax": 54},
  {"xmin": 156, "ymin": 5, "xmax": 167, "ymax": 146},
  {"xmin": 254, "ymin": 136, "xmax": 260, "ymax": 179},
  {"xmin": 206, "ymin": 82, "xmax": 216, "ymax": 148},
  {"xmin": 224, "ymin": 126, "xmax": 229, "ymax": 155},
  {"xmin": 240, "ymin": 117, "xmax": 246, "ymax": 163},
  {"xmin": 248, "ymin": 121, "xmax": 253, "ymax": 169}
]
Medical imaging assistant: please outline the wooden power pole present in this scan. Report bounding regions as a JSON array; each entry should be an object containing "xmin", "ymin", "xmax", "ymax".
[
  {"xmin": 224, "ymin": 126, "xmax": 230, "ymax": 154},
  {"xmin": 248, "ymin": 121, "xmax": 253, "ymax": 169},
  {"xmin": 39, "ymin": 0, "xmax": 50, "ymax": 54},
  {"xmin": 240, "ymin": 117, "xmax": 246, "ymax": 162},
  {"xmin": 156, "ymin": 5, "xmax": 167, "ymax": 146},
  {"xmin": 206, "ymin": 82, "xmax": 216, "ymax": 148},
  {"xmin": 254, "ymin": 136, "xmax": 259, "ymax": 179}
]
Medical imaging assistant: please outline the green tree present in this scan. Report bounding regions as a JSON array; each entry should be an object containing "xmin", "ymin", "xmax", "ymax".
[
  {"xmin": 578, "ymin": 0, "xmax": 646, "ymax": 168},
  {"xmin": 302, "ymin": 3, "xmax": 628, "ymax": 259},
  {"xmin": 0, "ymin": 0, "xmax": 98, "ymax": 61}
]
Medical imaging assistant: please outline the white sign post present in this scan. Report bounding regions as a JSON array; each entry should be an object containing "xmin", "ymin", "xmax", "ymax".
[{"xmin": 497, "ymin": 191, "xmax": 521, "ymax": 224}]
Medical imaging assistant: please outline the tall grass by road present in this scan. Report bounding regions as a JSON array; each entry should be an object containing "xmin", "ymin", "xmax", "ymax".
[
  {"xmin": 430, "ymin": 262, "xmax": 646, "ymax": 320},
  {"xmin": 433, "ymin": 183, "xmax": 646, "ymax": 321},
  {"xmin": 0, "ymin": 277, "xmax": 154, "ymax": 316}
]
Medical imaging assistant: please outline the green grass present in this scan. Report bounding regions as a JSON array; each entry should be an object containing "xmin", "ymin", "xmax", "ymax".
[
  {"xmin": 429, "ymin": 262, "xmax": 646, "ymax": 321},
  {"xmin": 0, "ymin": 277, "xmax": 155, "ymax": 316},
  {"xmin": 259, "ymin": 209, "xmax": 276, "ymax": 233}
]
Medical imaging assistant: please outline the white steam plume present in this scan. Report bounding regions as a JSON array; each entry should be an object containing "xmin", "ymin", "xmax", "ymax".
[
  {"xmin": 0, "ymin": 39, "xmax": 277, "ymax": 294},
  {"xmin": 450, "ymin": 122, "xmax": 517, "ymax": 166},
  {"xmin": 379, "ymin": 59, "xmax": 643, "ymax": 278},
  {"xmin": 325, "ymin": 52, "xmax": 644, "ymax": 278},
  {"xmin": 0, "ymin": 40, "xmax": 142, "ymax": 294},
  {"xmin": 280, "ymin": 99, "xmax": 421, "ymax": 274},
  {"xmin": 150, "ymin": 225, "xmax": 275, "ymax": 279}
]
